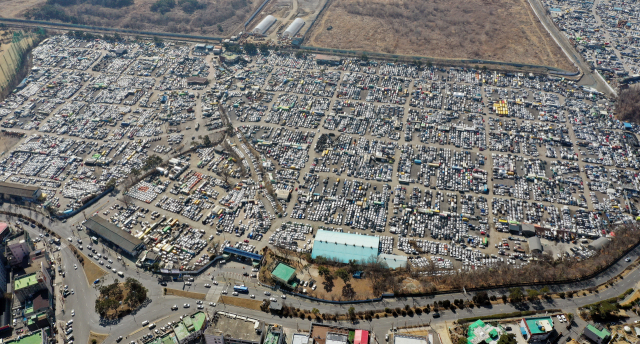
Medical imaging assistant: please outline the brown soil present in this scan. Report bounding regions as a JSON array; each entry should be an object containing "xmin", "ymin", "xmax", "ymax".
[
  {"xmin": 7, "ymin": 0, "xmax": 260, "ymax": 37},
  {"xmin": 219, "ymin": 295, "xmax": 264, "ymax": 311},
  {"xmin": 306, "ymin": 0, "xmax": 574, "ymax": 70},
  {"xmin": 88, "ymin": 331, "xmax": 109, "ymax": 344},
  {"xmin": 77, "ymin": 250, "xmax": 108, "ymax": 286},
  {"xmin": 164, "ymin": 288, "xmax": 207, "ymax": 300}
]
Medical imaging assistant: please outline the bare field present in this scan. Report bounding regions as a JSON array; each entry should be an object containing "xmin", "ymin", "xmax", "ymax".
[
  {"xmin": 5, "ymin": 0, "xmax": 259, "ymax": 37},
  {"xmin": 164, "ymin": 288, "xmax": 206, "ymax": 300},
  {"xmin": 88, "ymin": 331, "xmax": 109, "ymax": 344},
  {"xmin": 306, "ymin": 0, "xmax": 574, "ymax": 70},
  {"xmin": 0, "ymin": 31, "xmax": 35, "ymax": 90}
]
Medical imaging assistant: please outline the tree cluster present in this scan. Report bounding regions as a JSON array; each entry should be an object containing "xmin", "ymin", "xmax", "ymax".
[
  {"xmin": 616, "ymin": 86, "xmax": 640, "ymax": 124},
  {"xmin": 142, "ymin": 155, "xmax": 163, "ymax": 171},
  {"xmin": 46, "ymin": 0, "xmax": 133, "ymax": 8}
]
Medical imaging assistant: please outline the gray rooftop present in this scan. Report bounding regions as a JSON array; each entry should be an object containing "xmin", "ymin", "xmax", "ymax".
[
  {"xmin": 85, "ymin": 216, "xmax": 143, "ymax": 254},
  {"xmin": 0, "ymin": 182, "xmax": 40, "ymax": 198}
]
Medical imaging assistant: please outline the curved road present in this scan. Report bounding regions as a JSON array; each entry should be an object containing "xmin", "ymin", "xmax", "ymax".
[
  {"xmin": 4, "ymin": 202, "xmax": 640, "ymax": 343},
  {"xmin": 527, "ymin": 0, "xmax": 616, "ymax": 96}
]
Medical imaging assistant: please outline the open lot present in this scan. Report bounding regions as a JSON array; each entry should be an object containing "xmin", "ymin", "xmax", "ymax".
[
  {"xmin": 305, "ymin": 0, "xmax": 574, "ymax": 70},
  {"xmin": 5, "ymin": 0, "xmax": 258, "ymax": 37}
]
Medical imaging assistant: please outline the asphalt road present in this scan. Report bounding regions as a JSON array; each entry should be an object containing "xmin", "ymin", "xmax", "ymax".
[
  {"xmin": 3, "ymin": 204, "xmax": 640, "ymax": 344},
  {"xmin": 527, "ymin": 0, "xmax": 617, "ymax": 96}
]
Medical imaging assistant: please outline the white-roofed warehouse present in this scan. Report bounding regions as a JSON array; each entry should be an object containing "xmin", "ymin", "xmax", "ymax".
[
  {"xmin": 253, "ymin": 15, "xmax": 277, "ymax": 35},
  {"xmin": 283, "ymin": 18, "xmax": 305, "ymax": 38}
]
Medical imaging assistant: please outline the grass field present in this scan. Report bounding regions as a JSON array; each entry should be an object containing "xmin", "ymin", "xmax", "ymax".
[
  {"xmin": 306, "ymin": 0, "xmax": 574, "ymax": 70},
  {"xmin": 165, "ymin": 288, "xmax": 207, "ymax": 300},
  {"xmin": 219, "ymin": 295, "xmax": 264, "ymax": 311},
  {"xmin": 0, "ymin": 31, "xmax": 36, "ymax": 92}
]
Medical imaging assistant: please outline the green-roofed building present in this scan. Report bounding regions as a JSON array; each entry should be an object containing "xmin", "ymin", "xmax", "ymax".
[
  {"xmin": 4, "ymin": 329, "xmax": 48, "ymax": 344},
  {"xmin": 174, "ymin": 312, "xmax": 208, "ymax": 344},
  {"xmin": 14, "ymin": 272, "xmax": 47, "ymax": 302},
  {"xmin": 584, "ymin": 324, "xmax": 611, "ymax": 344},
  {"xmin": 466, "ymin": 320, "xmax": 505, "ymax": 344},
  {"xmin": 271, "ymin": 263, "xmax": 296, "ymax": 286},
  {"xmin": 149, "ymin": 333, "xmax": 179, "ymax": 344}
]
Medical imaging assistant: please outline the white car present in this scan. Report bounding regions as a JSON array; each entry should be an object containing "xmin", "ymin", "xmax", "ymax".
[
  {"xmin": 281, "ymin": 295, "xmax": 286, "ymax": 299},
  {"xmin": 264, "ymin": 291, "xmax": 271, "ymax": 296},
  {"xmin": 557, "ymin": 315, "xmax": 563, "ymax": 323},
  {"xmin": 209, "ymin": 302, "xmax": 216, "ymax": 307},
  {"xmin": 221, "ymin": 290, "xmax": 227, "ymax": 294},
  {"xmin": 71, "ymin": 309, "xmax": 75, "ymax": 316},
  {"xmin": 250, "ymin": 294, "xmax": 255, "ymax": 298},
  {"xmin": 74, "ymin": 264, "xmax": 77, "ymax": 270},
  {"xmin": 232, "ymin": 292, "xmax": 239, "ymax": 296},
  {"xmin": 270, "ymin": 297, "xmax": 277, "ymax": 302},
  {"xmin": 117, "ymin": 256, "xmax": 122, "ymax": 260},
  {"xmin": 197, "ymin": 305, "xmax": 204, "ymax": 309},
  {"xmin": 626, "ymin": 257, "xmax": 631, "ymax": 262},
  {"xmin": 183, "ymin": 304, "xmax": 190, "ymax": 308},
  {"xmin": 204, "ymin": 284, "xmax": 211, "ymax": 288},
  {"xmin": 212, "ymin": 281, "xmax": 218, "ymax": 285},
  {"xmin": 171, "ymin": 305, "xmax": 178, "ymax": 310}
]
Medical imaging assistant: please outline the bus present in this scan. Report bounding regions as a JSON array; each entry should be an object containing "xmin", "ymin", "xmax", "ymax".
[{"xmin": 233, "ymin": 285, "xmax": 249, "ymax": 293}]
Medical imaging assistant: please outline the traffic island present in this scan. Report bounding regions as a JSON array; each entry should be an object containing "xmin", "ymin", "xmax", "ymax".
[
  {"xmin": 218, "ymin": 295, "xmax": 264, "ymax": 311},
  {"xmin": 71, "ymin": 246, "xmax": 107, "ymax": 286},
  {"xmin": 164, "ymin": 288, "xmax": 206, "ymax": 300},
  {"xmin": 89, "ymin": 331, "xmax": 109, "ymax": 344},
  {"xmin": 95, "ymin": 279, "xmax": 148, "ymax": 319}
]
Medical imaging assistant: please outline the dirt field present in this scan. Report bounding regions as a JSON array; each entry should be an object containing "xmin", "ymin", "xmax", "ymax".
[
  {"xmin": 77, "ymin": 250, "xmax": 108, "ymax": 285},
  {"xmin": 88, "ymin": 331, "xmax": 109, "ymax": 344},
  {"xmin": 219, "ymin": 295, "xmax": 264, "ymax": 311},
  {"xmin": 0, "ymin": 31, "xmax": 36, "ymax": 90},
  {"xmin": 165, "ymin": 288, "xmax": 207, "ymax": 300},
  {"xmin": 306, "ymin": 0, "xmax": 574, "ymax": 70},
  {"xmin": 5, "ymin": 0, "xmax": 259, "ymax": 37}
]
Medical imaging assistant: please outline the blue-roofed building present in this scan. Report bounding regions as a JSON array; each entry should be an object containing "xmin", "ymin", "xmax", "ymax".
[
  {"xmin": 624, "ymin": 122, "xmax": 633, "ymax": 130},
  {"xmin": 311, "ymin": 230, "xmax": 379, "ymax": 263}
]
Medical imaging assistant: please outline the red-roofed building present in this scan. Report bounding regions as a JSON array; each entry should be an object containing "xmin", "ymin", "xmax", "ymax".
[
  {"xmin": 0, "ymin": 222, "xmax": 9, "ymax": 242},
  {"xmin": 354, "ymin": 330, "xmax": 369, "ymax": 344}
]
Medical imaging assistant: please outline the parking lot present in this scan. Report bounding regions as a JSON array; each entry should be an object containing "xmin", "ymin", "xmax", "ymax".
[{"xmin": 0, "ymin": 34, "xmax": 639, "ymax": 280}]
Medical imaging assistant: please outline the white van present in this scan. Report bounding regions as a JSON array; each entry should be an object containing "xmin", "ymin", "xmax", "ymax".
[
  {"xmin": 117, "ymin": 271, "xmax": 124, "ymax": 277},
  {"xmin": 142, "ymin": 320, "xmax": 149, "ymax": 326}
]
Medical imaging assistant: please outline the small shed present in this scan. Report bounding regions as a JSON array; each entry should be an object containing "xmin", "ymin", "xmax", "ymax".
[
  {"xmin": 521, "ymin": 223, "xmax": 536, "ymax": 237},
  {"xmin": 528, "ymin": 237, "xmax": 543, "ymax": 254}
]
